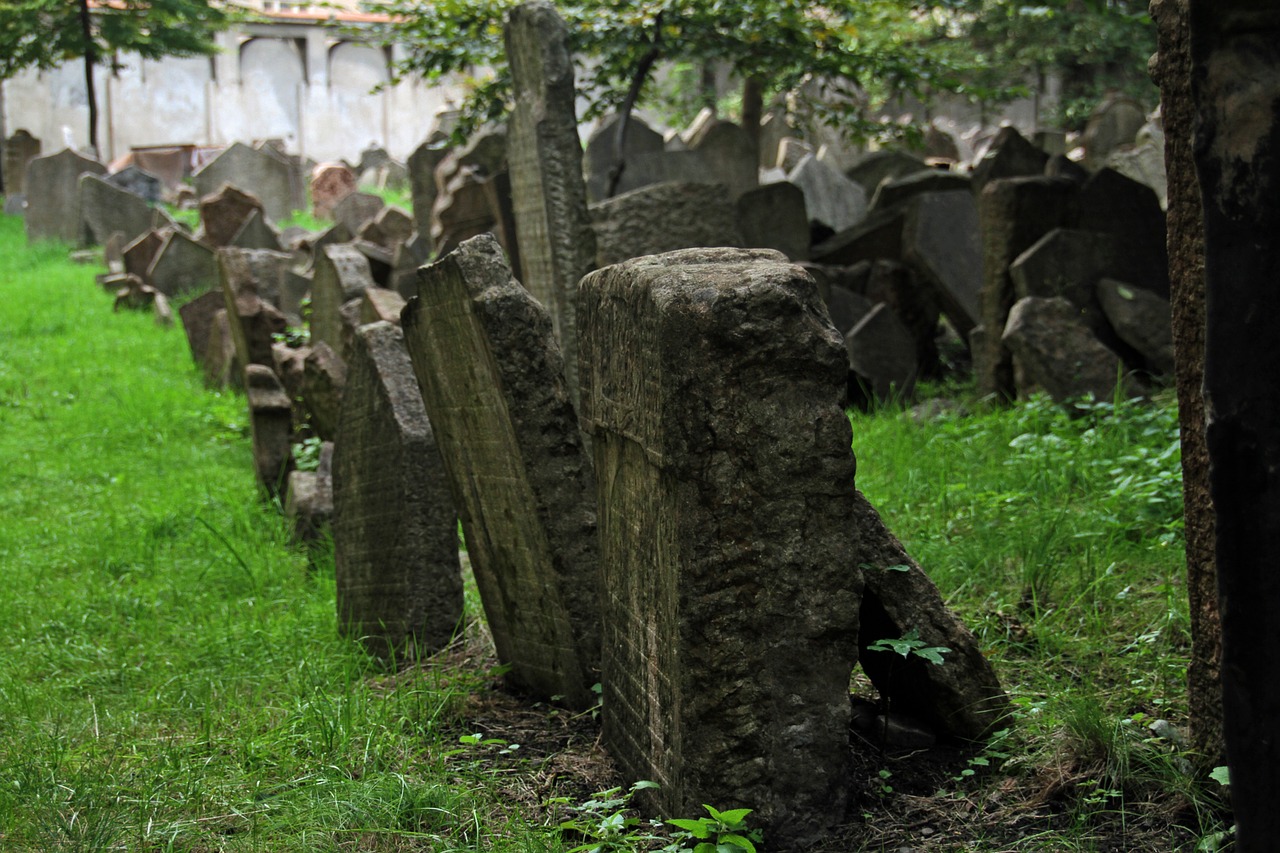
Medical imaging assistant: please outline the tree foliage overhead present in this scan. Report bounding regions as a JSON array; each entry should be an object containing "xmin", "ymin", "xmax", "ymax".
[{"xmin": 0, "ymin": 0, "xmax": 239, "ymax": 80}]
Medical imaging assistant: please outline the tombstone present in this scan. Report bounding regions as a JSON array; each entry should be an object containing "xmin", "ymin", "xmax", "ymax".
[
  {"xmin": 809, "ymin": 205, "xmax": 905, "ymax": 268},
  {"xmin": 356, "ymin": 144, "xmax": 392, "ymax": 176},
  {"xmin": 309, "ymin": 161, "xmax": 358, "ymax": 221},
  {"xmin": 106, "ymin": 165, "xmax": 162, "ymax": 204},
  {"xmin": 851, "ymin": 489, "xmax": 1010, "ymax": 740},
  {"xmin": 359, "ymin": 287, "xmax": 407, "ymax": 326},
  {"xmin": 352, "ymin": 238, "xmax": 395, "ymax": 288},
  {"xmin": 1107, "ymin": 138, "xmax": 1168, "ymax": 210},
  {"xmin": 1008, "ymin": 228, "xmax": 1120, "ymax": 334},
  {"xmin": 431, "ymin": 163, "xmax": 497, "ymax": 256},
  {"xmin": 332, "ymin": 191, "xmax": 384, "ymax": 238},
  {"xmin": 3, "ymin": 129, "xmax": 41, "ymax": 196},
  {"xmin": 204, "ymin": 309, "xmax": 238, "ymax": 389},
  {"xmin": 775, "ymin": 137, "xmax": 815, "ymax": 173},
  {"xmin": 685, "ymin": 118, "xmax": 759, "ymax": 200},
  {"xmin": 578, "ymin": 246, "xmax": 860, "ymax": 846},
  {"xmin": 901, "ymin": 190, "xmax": 983, "ymax": 339},
  {"xmin": 147, "ymin": 229, "xmax": 219, "ymax": 297},
  {"xmin": 756, "ymin": 108, "xmax": 793, "ymax": 170},
  {"xmin": 1081, "ymin": 95, "xmax": 1146, "ymax": 170},
  {"xmin": 245, "ymin": 364, "xmax": 294, "ymax": 498},
  {"xmin": 864, "ymin": 259, "xmax": 940, "ymax": 377},
  {"xmin": 401, "ymin": 234, "xmax": 600, "ymax": 707},
  {"xmin": 977, "ymin": 176, "xmax": 1077, "ymax": 399},
  {"xmin": 823, "ymin": 281, "xmax": 875, "ymax": 335},
  {"xmin": 75, "ymin": 171, "xmax": 158, "ymax": 245},
  {"xmin": 389, "ymin": 233, "xmax": 432, "ymax": 299},
  {"xmin": 219, "ymin": 248, "xmax": 289, "ymax": 371},
  {"xmin": 302, "ymin": 341, "xmax": 347, "ymax": 442},
  {"xmin": 845, "ymin": 150, "xmax": 925, "ymax": 195},
  {"xmin": 583, "ymin": 112, "xmax": 666, "ymax": 203},
  {"xmin": 845, "ymin": 303, "xmax": 919, "ymax": 401},
  {"xmin": 193, "ymin": 141, "xmax": 299, "ymax": 224},
  {"xmin": 25, "ymin": 148, "xmax": 107, "ymax": 244},
  {"xmin": 590, "ymin": 182, "xmax": 742, "ymax": 268},
  {"xmin": 789, "ymin": 153, "xmax": 867, "ymax": 234},
  {"xmin": 361, "ymin": 160, "xmax": 410, "ymax": 193},
  {"xmin": 332, "ymin": 321, "xmax": 463, "ymax": 662},
  {"xmin": 273, "ymin": 341, "xmax": 310, "ymax": 401},
  {"xmin": 735, "ymin": 181, "xmax": 810, "ymax": 261},
  {"xmin": 1075, "ymin": 167, "xmax": 1169, "ymax": 297},
  {"xmin": 357, "ymin": 206, "xmax": 414, "ymax": 249},
  {"xmin": 124, "ymin": 229, "xmax": 167, "ymax": 281},
  {"xmin": 1001, "ymin": 296, "xmax": 1128, "ymax": 405},
  {"xmin": 970, "ymin": 126, "xmax": 1051, "ymax": 196},
  {"xmin": 229, "ymin": 209, "xmax": 283, "ymax": 251},
  {"xmin": 1045, "ymin": 153, "xmax": 1090, "ymax": 184},
  {"xmin": 869, "ymin": 170, "xmax": 970, "ymax": 213},
  {"xmin": 923, "ymin": 124, "xmax": 961, "ymax": 162},
  {"xmin": 281, "ymin": 268, "xmax": 312, "ymax": 327},
  {"xmin": 311, "ymin": 244, "xmax": 375, "ymax": 355},
  {"xmin": 1096, "ymin": 278, "xmax": 1175, "ymax": 376},
  {"xmin": 505, "ymin": 0, "xmax": 599, "ymax": 405},
  {"xmin": 103, "ymin": 231, "xmax": 126, "ymax": 275},
  {"xmin": 407, "ymin": 141, "xmax": 451, "ymax": 233},
  {"xmin": 200, "ymin": 184, "xmax": 266, "ymax": 248},
  {"xmin": 178, "ymin": 288, "xmax": 227, "ymax": 373},
  {"xmin": 286, "ymin": 441, "xmax": 335, "ymax": 545}
]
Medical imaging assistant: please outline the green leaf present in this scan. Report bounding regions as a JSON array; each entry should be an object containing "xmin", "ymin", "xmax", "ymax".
[
  {"xmin": 717, "ymin": 833, "xmax": 757, "ymax": 852},
  {"xmin": 1210, "ymin": 765, "xmax": 1230, "ymax": 787},
  {"xmin": 666, "ymin": 818, "xmax": 712, "ymax": 838},
  {"xmin": 715, "ymin": 808, "xmax": 753, "ymax": 825}
]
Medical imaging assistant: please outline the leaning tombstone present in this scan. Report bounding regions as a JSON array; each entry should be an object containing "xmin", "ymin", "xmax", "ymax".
[
  {"xmin": 219, "ymin": 248, "xmax": 288, "ymax": 370},
  {"xmin": 25, "ymin": 148, "xmax": 106, "ymax": 244},
  {"xmin": 3, "ymin": 129, "xmax": 41, "ymax": 197},
  {"xmin": 332, "ymin": 191, "xmax": 385, "ymax": 238},
  {"xmin": 685, "ymin": 118, "xmax": 759, "ymax": 200},
  {"xmin": 199, "ymin": 184, "xmax": 266, "ymax": 247},
  {"xmin": 590, "ymin": 182, "xmax": 742, "ymax": 268},
  {"xmin": 407, "ymin": 140, "xmax": 451, "ymax": 233},
  {"xmin": 106, "ymin": 165, "xmax": 162, "ymax": 204},
  {"xmin": 204, "ymin": 309, "xmax": 239, "ymax": 389},
  {"xmin": 401, "ymin": 233, "xmax": 600, "ymax": 708},
  {"xmin": 147, "ymin": 229, "xmax": 219, "ymax": 297},
  {"xmin": 901, "ymin": 190, "xmax": 983, "ymax": 340},
  {"xmin": 245, "ymin": 364, "xmax": 294, "ymax": 498},
  {"xmin": 301, "ymin": 341, "xmax": 347, "ymax": 442},
  {"xmin": 845, "ymin": 303, "xmax": 919, "ymax": 402},
  {"xmin": 970, "ymin": 126, "xmax": 1051, "ymax": 196},
  {"xmin": 505, "ymin": 0, "xmax": 599, "ymax": 405},
  {"xmin": 286, "ymin": 441, "xmax": 334, "ymax": 546},
  {"xmin": 310, "ymin": 161, "xmax": 358, "ymax": 221},
  {"xmin": 735, "ymin": 181, "xmax": 810, "ymax": 261},
  {"xmin": 123, "ymin": 229, "xmax": 167, "ymax": 281},
  {"xmin": 179, "ymin": 289, "xmax": 228, "ymax": 375},
  {"xmin": 332, "ymin": 321, "xmax": 463, "ymax": 662},
  {"xmin": 193, "ymin": 141, "xmax": 299, "ymax": 224},
  {"xmin": 1002, "ymin": 296, "xmax": 1131, "ymax": 405},
  {"xmin": 582, "ymin": 112, "xmax": 665, "ymax": 203},
  {"xmin": 311, "ymin": 244, "xmax": 375, "ymax": 356},
  {"xmin": 578, "ymin": 246, "xmax": 861, "ymax": 846},
  {"xmin": 790, "ymin": 153, "xmax": 867, "ymax": 235},
  {"xmin": 79, "ymin": 173, "xmax": 161, "ymax": 247},
  {"xmin": 229, "ymin": 209, "xmax": 283, "ymax": 251}
]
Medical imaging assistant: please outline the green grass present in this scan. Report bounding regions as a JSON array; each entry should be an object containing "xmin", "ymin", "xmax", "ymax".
[
  {"xmin": 0, "ymin": 216, "xmax": 549, "ymax": 851},
  {"xmin": 0, "ymin": 213, "xmax": 1231, "ymax": 851}
]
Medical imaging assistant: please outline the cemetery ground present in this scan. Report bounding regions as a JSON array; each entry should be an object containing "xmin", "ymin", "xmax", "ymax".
[{"xmin": 0, "ymin": 212, "xmax": 1233, "ymax": 852}]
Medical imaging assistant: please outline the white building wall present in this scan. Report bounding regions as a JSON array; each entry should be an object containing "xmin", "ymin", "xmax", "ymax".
[{"xmin": 1, "ymin": 20, "xmax": 461, "ymax": 165}]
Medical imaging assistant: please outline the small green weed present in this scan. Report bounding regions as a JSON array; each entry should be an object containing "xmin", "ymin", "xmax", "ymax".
[{"xmin": 664, "ymin": 803, "xmax": 763, "ymax": 853}]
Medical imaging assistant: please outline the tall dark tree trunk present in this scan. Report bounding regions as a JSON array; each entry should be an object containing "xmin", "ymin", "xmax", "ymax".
[
  {"xmin": 741, "ymin": 75, "xmax": 764, "ymax": 149},
  {"xmin": 1189, "ymin": 3, "xmax": 1280, "ymax": 849},
  {"xmin": 700, "ymin": 63, "xmax": 717, "ymax": 114},
  {"xmin": 605, "ymin": 13, "xmax": 662, "ymax": 200},
  {"xmin": 1149, "ymin": 0, "xmax": 1223, "ymax": 771},
  {"xmin": 78, "ymin": 0, "xmax": 98, "ymax": 156}
]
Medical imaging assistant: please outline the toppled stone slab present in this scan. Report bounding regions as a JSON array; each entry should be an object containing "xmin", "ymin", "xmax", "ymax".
[
  {"xmin": 578, "ymin": 246, "xmax": 860, "ymax": 846},
  {"xmin": 79, "ymin": 173, "xmax": 160, "ymax": 247},
  {"xmin": 902, "ymin": 190, "xmax": 982, "ymax": 339},
  {"xmin": 845, "ymin": 303, "xmax": 919, "ymax": 402},
  {"xmin": 1002, "ymin": 296, "xmax": 1128, "ymax": 404},
  {"xmin": 401, "ymin": 233, "xmax": 600, "ymax": 707},
  {"xmin": 332, "ymin": 321, "xmax": 462, "ymax": 661},
  {"xmin": 148, "ymin": 229, "xmax": 219, "ymax": 297},
  {"xmin": 1097, "ymin": 278, "xmax": 1175, "ymax": 376},
  {"xmin": 736, "ymin": 181, "xmax": 810, "ymax": 261},
  {"xmin": 200, "ymin": 184, "xmax": 266, "ymax": 248}
]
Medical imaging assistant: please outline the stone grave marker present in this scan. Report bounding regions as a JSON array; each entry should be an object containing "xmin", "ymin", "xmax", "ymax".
[
  {"xmin": 845, "ymin": 302, "xmax": 919, "ymax": 401},
  {"xmin": 79, "ymin": 171, "xmax": 162, "ymax": 245},
  {"xmin": 1096, "ymin": 278, "xmax": 1175, "ymax": 376},
  {"xmin": 505, "ymin": 0, "xmax": 599, "ymax": 405},
  {"xmin": 219, "ymin": 248, "xmax": 289, "ymax": 370},
  {"xmin": 407, "ymin": 140, "xmax": 451, "ymax": 233},
  {"xmin": 245, "ymin": 363, "xmax": 294, "ymax": 497},
  {"xmin": 977, "ymin": 176, "xmax": 1077, "ymax": 399},
  {"xmin": 147, "ymin": 229, "xmax": 219, "ymax": 297},
  {"xmin": 1002, "ymin": 296, "xmax": 1129, "ymax": 405},
  {"xmin": 204, "ymin": 309, "xmax": 238, "ymax": 389},
  {"xmin": 178, "ymin": 288, "xmax": 226, "ymax": 373},
  {"xmin": 789, "ymin": 153, "xmax": 867, "ymax": 234},
  {"xmin": 590, "ymin": 182, "xmax": 741, "ymax": 268},
  {"xmin": 230, "ymin": 209, "xmax": 283, "ymax": 251},
  {"xmin": 735, "ymin": 181, "xmax": 810, "ymax": 261},
  {"xmin": 1075, "ymin": 167, "xmax": 1169, "ymax": 297},
  {"xmin": 286, "ymin": 441, "xmax": 334, "ymax": 546},
  {"xmin": 901, "ymin": 190, "xmax": 983, "ymax": 339},
  {"xmin": 302, "ymin": 341, "xmax": 347, "ymax": 442},
  {"xmin": 25, "ymin": 148, "xmax": 106, "ymax": 244},
  {"xmin": 107, "ymin": 165, "xmax": 162, "ymax": 204},
  {"xmin": 333, "ymin": 191, "xmax": 385, "ymax": 238},
  {"xmin": 360, "ymin": 287, "xmax": 407, "ymax": 326},
  {"xmin": 124, "ymin": 229, "xmax": 167, "ymax": 281},
  {"xmin": 578, "ymin": 246, "xmax": 861, "ymax": 846},
  {"xmin": 312, "ymin": 244, "xmax": 375, "ymax": 356},
  {"xmin": 193, "ymin": 141, "xmax": 300, "ymax": 224},
  {"xmin": 970, "ymin": 126, "xmax": 1050, "ymax": 196},
  {"xmin": 401, "ymin": 234, "xmax": 600, "ymax": 707},
  {"xmin": 583, "ymin": 112, "xmax": 666, "ymax": 203},
  {"xmin": 3, "ymin": 129, "xmax": 41, "ymax": 196},
  {"xmin": 869, "ymin": 170, "xmax": 970, "ymax": 213},
  {"xmin": 200, "ymin": 184, "xmax": 266, "ymax": 248},
  {"xmin": 357, "ymin": 206, "xmax": 414, "ymax": 249},
  {"xmin": 845, "ymin": 150, "xmax": 925, "ymax": 196},
  {"xmin": 333, "ymin": 320, "xmax": 463, "ymax": 662},
  {"xmin": 686, "ymin": 118, "xmax": 759, "ymax": 200},
  {"xmin": 310, "ymin": 161, "xmax": 358, "ymax": 221},
  {"xmin": 1082, "ymin": 95, "xmax": 1146, "ymax": 170}
]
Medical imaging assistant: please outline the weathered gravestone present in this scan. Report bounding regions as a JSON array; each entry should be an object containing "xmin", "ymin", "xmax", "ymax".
[
  {"xmin": 578, "ymin": 247, "xmax": 861, "ymax": 846},
  {"xmin": 686, "ymin": 118, "xmax": 759, "ymax": 200},
  {"xmin": 901, "ymin": 190, "xmax": 983, "ymax": 340},
  {"xmin": 1096, "ymin": 278, "xmax": 1176, "ymax": 376},
  {"xmin": 845, "ymin": 302, "xmax": 919, "ymax": 402},
  {"xmin": 1081, "ymin": 94, "xmax": 1146, "ymax": 171},
  {"xmin": 178, "ymin": 288, "xmax": 227, "ymax": 375},
  {"xmin": 332, "ymin": 321, "xmax": 463, "ymax": 661},
  {"xmin": 200, "ymin": 184, "xmax": 266, "ymax": 248},
  {"xmin": 357, "ymin": 206, "xmax": 414, "ymax": 250},
  {"xmin": 590, "ymin": 182, "xmax": 742, "ymax": 268},
  {"xmin": 736, "ymin": 181, "xmax": 810, "ymax": 261},
  {"xmin": 302, "ymin": 341, "xmax": 347, "ymax": 442},
  {"xmin": 286, "ymin": 441, "xmax": 334, "ymax": 546},
  {"xmin": 977, "ymin": 176, "xmax": 1077, "ymax": 399},
  {"xmin": 845, "ymin": 150, "xmax": 925, "ymax": 196},
  {"xmin": 1001, "ymin": 296, "xmax": 1128, "ymax": 405},
  {"xmin": 219, "ymin": 248, "xmax": 289, "ymax": 370},
  {"xmin": 333, "ymin": 191, "xmax": 385, "ymax": 238},
  {"xmin": 869, "ymin": 169, "xmax": 969, "ymax": 213},
  {"xmin": 204, "ymin": 309, "xmax": 238, "ymax": 389},
  {"xmin": 3, "ymin": 129, "xmax": 41, "ymax": 196},
  {"xmin": 230, "ymin": 209, "xmax": 284, "ymax": 252},
  {"xmin": 25, "ymin": 148, "xmax": 106, "ymax": 244},
  {"xmin": 193, "ymin": 141, "xmax": 300, "ymax": 224},
  {"xmin": 1075, "ymin": 167, "xmax": 1170, "ymax": 297},
  {"xmin": 148, "ymin": 229, "xmax": 220, "ymax": 297},
  {"xmin": 505, "ymin": 0, "xmax": 599, "ymax": 407},
  {"xmin": 360, "ymin": 287, "xmax": 407, "ymax": 326},
  {"xmin": 401, "ymin": 234, "xmax": 600, "ymax": 708},
  {"xmin": 970, "ymin": 126, "xmax": 1050, "ymax": 196},
  {"xmin": 789, "ymin": 153, "xmax": 867, "ymax": 234},
  {"xmin": 310, "ymin": 161, "xmax": 358, "ymax": 221},
  {"xmin": 106, "ymin": 165, "xmax": 162, "ymax": 204},
  {"xmin": 312, "ymin": 244, "xmax": 375, "ymax": 357},
  {"xmin": 124, "ymin": 229, "xmax": 166, "ymax": 281},
  {"xmin": 245, "ymin": 363, "xmax": 294, "ymax": 496},
  {"xmin": 583, "ymin": 112, "xmax": 666, "ymax": 203},
  {"xmin": 79, "ymin": 173, "xmax": 166, "ymax": 247},
  {"xmin": 407, "ymin": 141, "xmax": 451, "ymax": 234}
]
